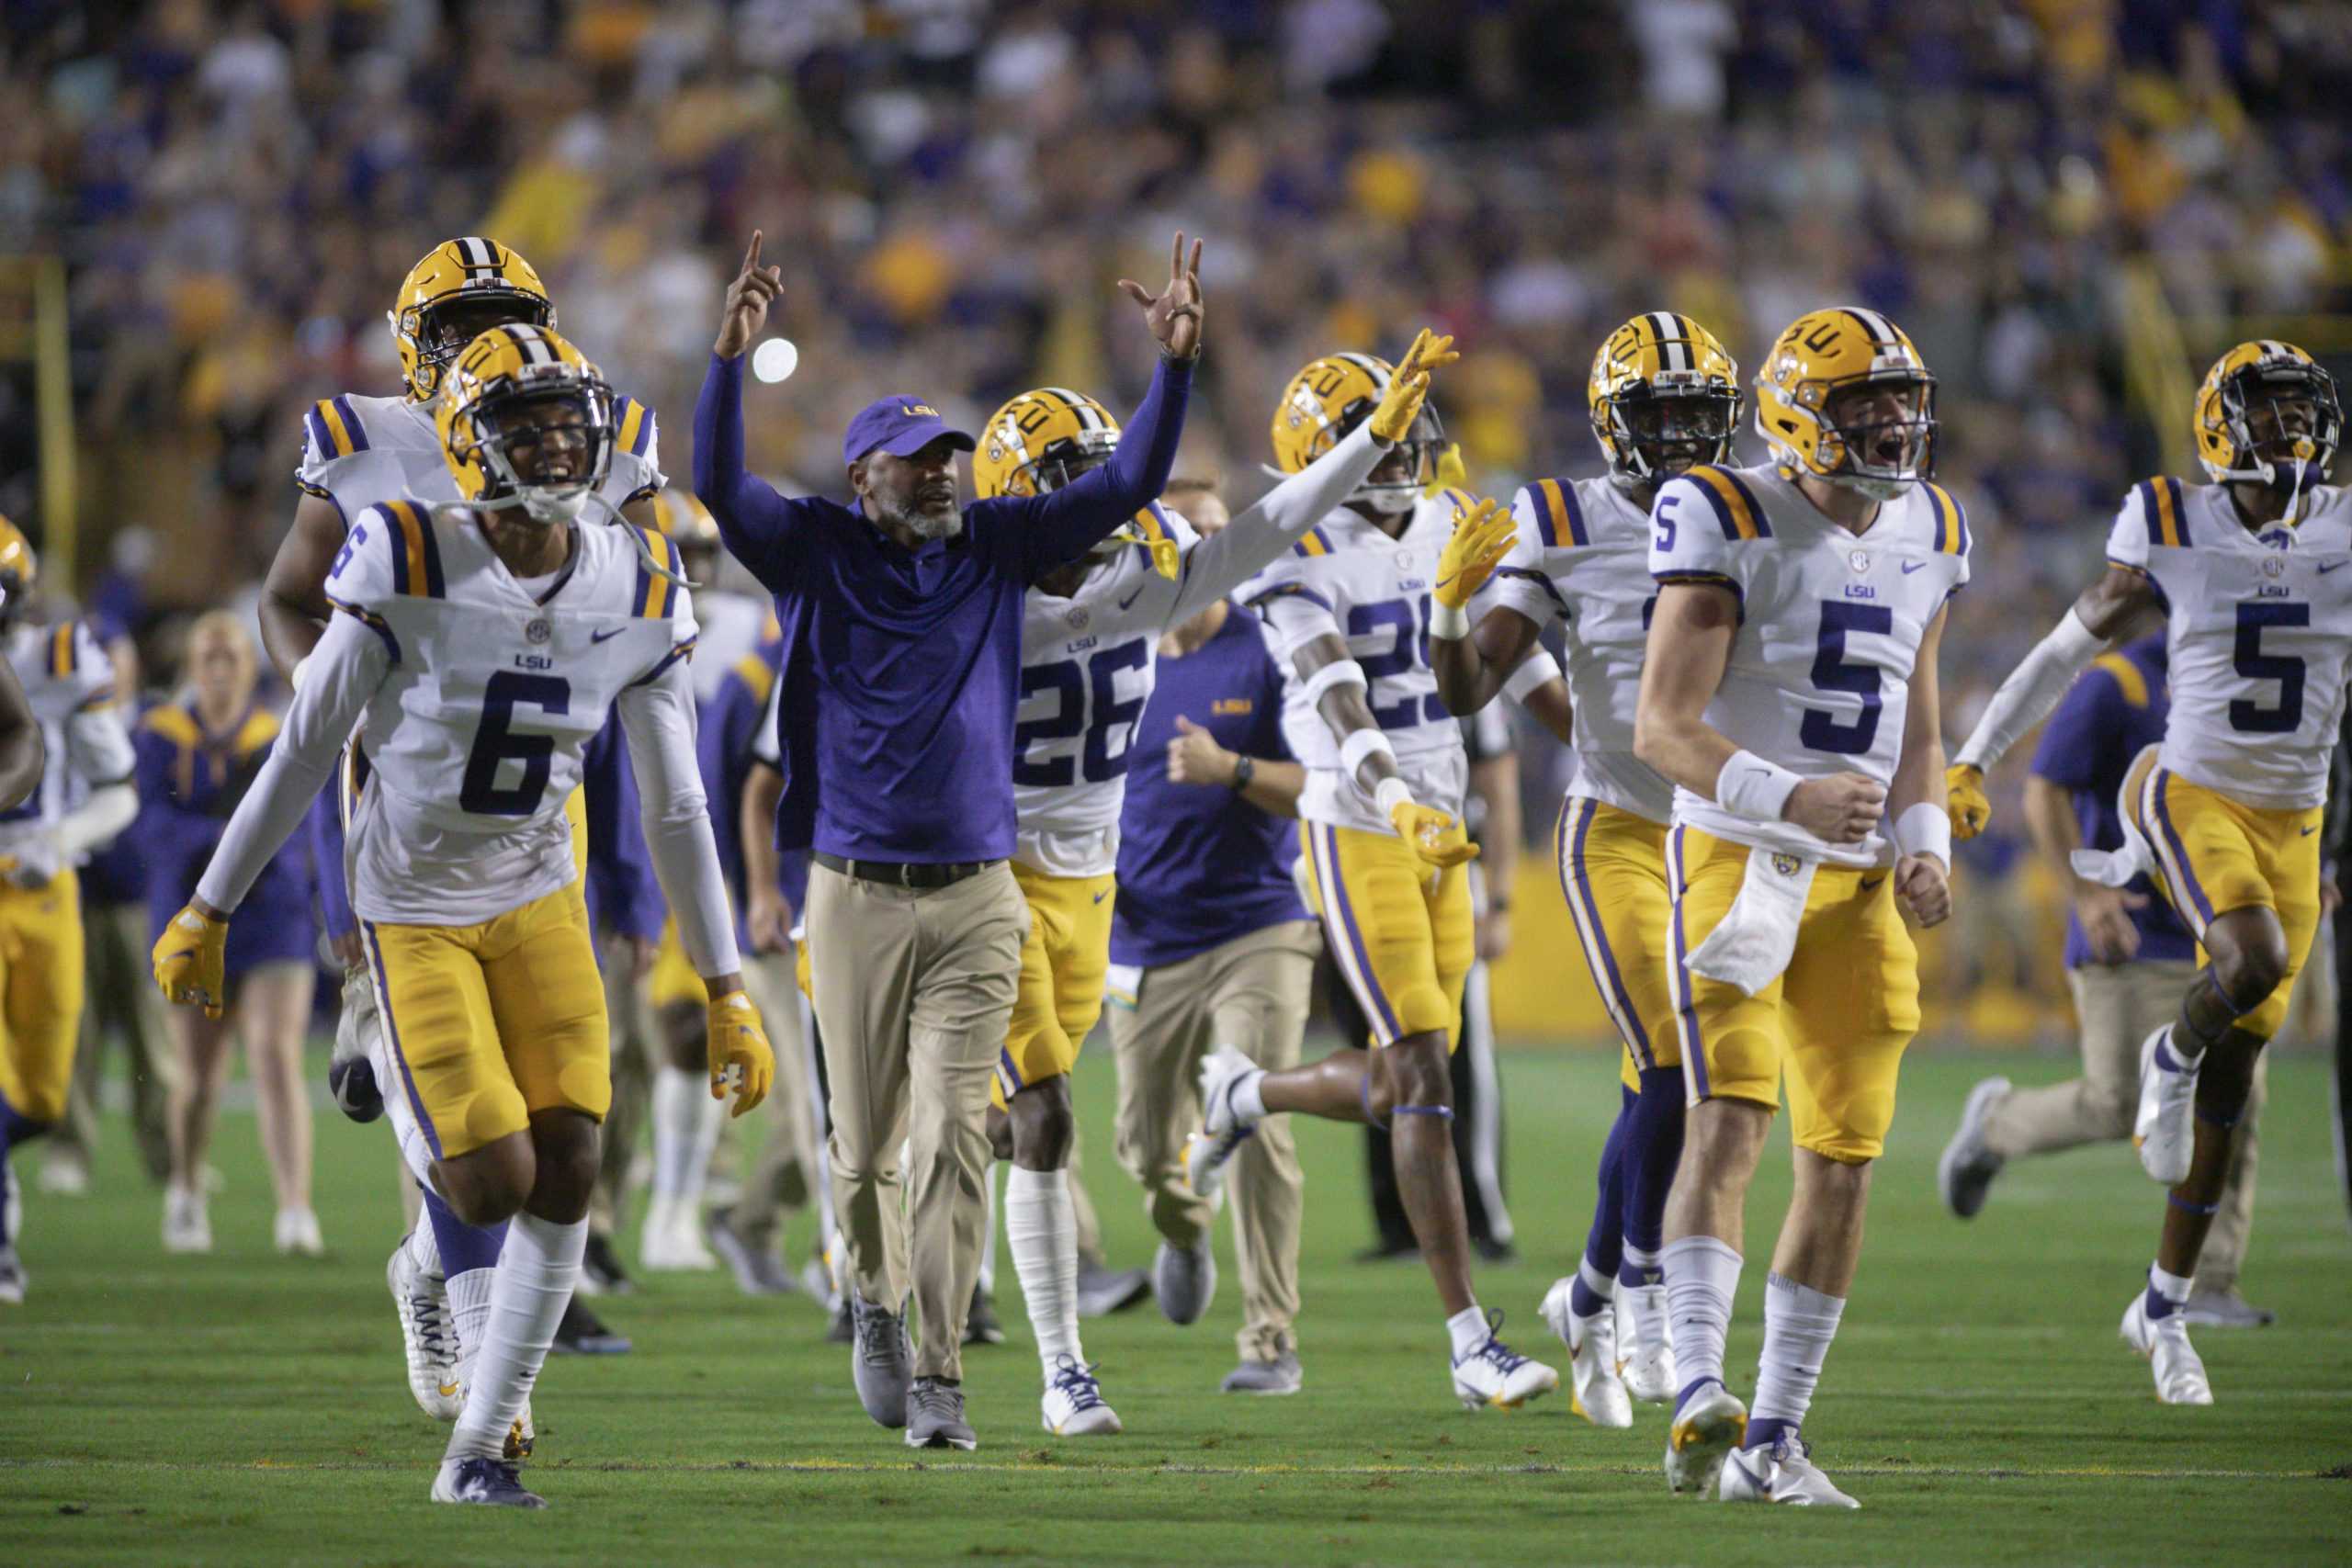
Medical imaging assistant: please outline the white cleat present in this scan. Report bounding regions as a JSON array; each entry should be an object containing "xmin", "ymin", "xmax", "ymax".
[
  {"xmin": 389, "ymin": 1240, "xmax": 464, "ymax": 1422},
  {"xmin": 1041, "ymin": 1354, "xmax": 1123, "ymax": 1437},
  {"xmin": 275, "ymin": 1207, "xmax": 324, "ymax": 1258},
  {"xmin": 1539, "ymin": 1279, "xmax": 1631, "ymax": 1428},
  {"xmin": 1719, "ymin": 1432, "xmax": 1860, "ymax": 1507},
  {"xmin": 1182, "ymin": 1045, "xmax": 1262, "ymax": 1205},
  {"xmin": 1664, "ymin": 1382, "xmax": 1747, "ymax": 1495},
  {"xmin": 2133, "ymin": 1028, "xmax": 2199, "ymax": 1186},
  {"xmin": 162, "ymin": 1183, "xmax": 211, "ymax": 1255},
  {"xmin": 2120, "ymin": 1289, "xmax": 2213, "ymax": 1405},
  {"xmin": 1616, "ymin": 1284, "xmax": 1679, "ymax": 1404},
  {"xmin": 431, "ymin": 1455, "xmax": 545, "ymax": 1508},
  {"xmin": 1451, "ymin": 1310, "xmax": 1559, "ymax": 1411},
  {"xmin": 640, "ymin": 1196, "xmax": 718, "ymax": 1272},
  {"xmin": 1939, "ymin": 1075, "xmax": 2011, "ymax": 1218},
  {"xmin": 0, "ymin": 1244, "xmax": 25, "ymax": 1304}
]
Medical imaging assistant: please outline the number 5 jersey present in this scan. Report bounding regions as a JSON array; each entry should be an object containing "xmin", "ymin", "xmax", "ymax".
[{"xmin": 1647, "ymin": 463, "xmax": 1970, "ymax": 866}]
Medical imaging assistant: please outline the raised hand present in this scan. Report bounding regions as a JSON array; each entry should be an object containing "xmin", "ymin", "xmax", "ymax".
[
  {"xmin": 1118, "ymin": 231, "xmax": 1204, "ymax": 362},
  {"xmin": 1434, "ymin": 496, "xmax": 1515, "ymax": 611},
  {"xmin": 1368, "ymin": 328, "xmax": 1457, "ymax": 444},
  {"xmin": 715, "ymin": 231, "xmax": 785, "ymax": 360}
]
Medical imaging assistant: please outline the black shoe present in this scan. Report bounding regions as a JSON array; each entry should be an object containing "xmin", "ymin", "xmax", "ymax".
[
  {"xmin": 826, "ymin": 1295, "xmax": 855, "ymax": 1344},
  {"xmin": 550, "ymin": 1296, "xmax": 631, "ymax": 1355},
  {"xmin": 581, "ymin": 1232, "xmax": 634, "ymax": 1295},
  {"xmin": 1352, "ymin": 1239, "xmax": 1419, "ymax": 1265},
  {"xmin": 327, "ymin": 1055, "xmax": 383, "ymax": 1123},
  {"xmin": 963, "ymin": 1289, "xmax": 1005, "ymax": 1347},
  {"xmin": 1075, "ymin": 1262, "xmax": 1151, "ymax": 1317},
  {"xmin": 1474, "ymin": 1237, "xmax": 1519, "ymax": 1265}
]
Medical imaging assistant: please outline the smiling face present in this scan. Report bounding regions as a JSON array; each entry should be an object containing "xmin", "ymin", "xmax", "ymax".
[{"xmin": 853, "ymin": 438, "xmax": 966, "ymax": 541}]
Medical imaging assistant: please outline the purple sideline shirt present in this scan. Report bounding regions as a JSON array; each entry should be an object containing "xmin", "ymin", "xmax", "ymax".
[
  {"xmin": 2027, "ymin": 634, "xmax": 2195, "ymax": 968},
  {"xmin": 1110, "ymin": 604, "xmax": 1306, "ymax": 969},
  {"xmin": 695, "ymin": 353, "xmax": 1191, "ymax": 863}
]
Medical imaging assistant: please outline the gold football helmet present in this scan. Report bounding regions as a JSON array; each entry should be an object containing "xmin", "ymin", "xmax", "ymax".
[
  {"xmin": 652, "ymin": 488, "xmax": 720, "ymax": 546},
  {"xmin": 2194, "ymin": 340, "xmax": 2341, "ymax": 491},
  {"xmin": 974, "ymin": 388, "xmax": 1122, "ymax": 499},
  {"xmin": 1589, "ymin": 312, "xmax": 1741, "ymax": 489},
  {"xmin": 1271, "ymin": 352, "xmax": 1442, "ymax": 514},
  {"xmin": 0, "ymin": 513, "xmax": 33, "ymax": 625},
  {"xmin": 1754, "ymin": 307, "xmax": 1936, "ymax": 499},
  {"xmin": 390, "ymin": 237, "xmax": 556, "ymax": 402},
  {"xmin": 435, "ymin": 324, "xmax": 614, "ymax": 525}
]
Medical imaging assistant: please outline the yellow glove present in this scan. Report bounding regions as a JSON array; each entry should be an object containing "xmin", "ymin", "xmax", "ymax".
[
  {"xmin": 1389, "ymin": 799, "xmax": 1481, "ymax": 871},
  {"xmin": 1368, "ymin": 328, "xmax": 1458, "ymax": 444},
  {"xmin": 1434, "ymin": 495, "xmax": 1515, "ymax": 611},
  {"xmin": 707, "ymin": 989, "xmax": 775, "ymax": 1118},
  {"xmin": 153, "ymin": 904, "xmax": 229, "ymax": 1020},
  {"xmin": 1946, "ymin": 762, "xmax": 1990, "ymax": 840}
]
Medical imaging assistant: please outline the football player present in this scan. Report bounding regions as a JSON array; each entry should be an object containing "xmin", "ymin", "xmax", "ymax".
[
  {"xmin": 154, "ymin": 325, "xmax": 775, "ymax": 1506},
  {"xmin": 1431, "ymin": 312, "xmax": 1744, "ymax": 1427},
  {"xmin": 1945, "ymin": 341, "xmax": 2347, "ymax": 1404},
  {"xmin": 974, "ymin": 330, "xmax": 1455, "ymax": 1436},
  {"xmin": 0, "ymin": 518, "xmax": 138, "ymax": 1304},
  {"xmin": 1186, "ymin": 352, "xmax": 1560, "ymax": 1414},
  {"xmin": 262, "ymin": 238, "xmax": 661, "ymax": 1411},
  {"xmin": 1634, "ymin": 307, "xmax": 1965, "ymax": 1506}
]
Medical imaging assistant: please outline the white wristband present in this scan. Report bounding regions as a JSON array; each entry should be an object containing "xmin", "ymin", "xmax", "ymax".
[
  {"xmin": 1892, "ymin": 800, "xmax": 1952, "ymax": 865},
  {"xmin": 1501, "ymin": 649, "xmax": 1562, "ymax": 705},
  {"xmin": 1430, "ymin": 598, "xmax": 1472, "ymax": 640},
  {"xmin": 1374, "ymin": 776, "xmax": 1415, "ymax": 819},
  {"xmin": 1302, "ymin": 659, "xmax": 1368, "ymax": 707},
  {"xmin": 1715, "ymin": 749, "xmax": 1804, "ymax": 823},
  {"xmin": 1340, "ymin": 727, "xmax": 1396, "ymax": 780},
  {"xmin": 289, "ymin": 653, "xmax": 312, "ymax": 694}
]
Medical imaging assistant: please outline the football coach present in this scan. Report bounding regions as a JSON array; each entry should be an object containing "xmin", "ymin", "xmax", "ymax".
[{"xmin": 695, "ymin": 230, "xmax": 1204, "ymax": 1450}]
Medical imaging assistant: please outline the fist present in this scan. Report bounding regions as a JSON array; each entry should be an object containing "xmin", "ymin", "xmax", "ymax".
[
  {"xmin": 1894, "ymin": 852, "xmax": 1951, "ymax": 928},
  {"xmin": 1783, "ymin": 773, "xmax": 1886, "ymax": 844},
  {"xmin": 1388, "ymin": 799, "xmax": 1479, "ymax": 870},
  {"xmin": 1946, "ymin": 762, "xmax": 1990, "ymax": 840},
  {"xmin": 1166, "ymin": 716, "xmax": 1234, "ymax": 786}
]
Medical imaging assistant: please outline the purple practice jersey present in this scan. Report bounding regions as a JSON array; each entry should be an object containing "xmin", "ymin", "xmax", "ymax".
[{"xmin": 1110, "ymin": 604, "xmax": 1307, "ymax": 969}]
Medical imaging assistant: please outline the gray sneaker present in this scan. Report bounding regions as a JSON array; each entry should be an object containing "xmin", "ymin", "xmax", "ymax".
[
  {"xmin": 2182, "ymin": 1289, "xmax": 2277, "ymax": 1329},
  {"xmin": 1076, "ymin": 1263, "xmax": 1152, "ymax": 1318},
  {"xmin": 905, "ymin": 1377, "xmax": 978, "ymax": 1450},
  {"xmin": 1220, "ymin": 1349, "xmax": 1302, "ymax": 1395},
  {"xmin": 1938, "ymin": 1077, "xmax": 2009, "ymax": 1219},
  {"xmin": 1154, "ymin": 1239, "xmax": 1216, "ymax": 1326},
  {"xmin": 707, "ymin": 1207, "xmax": 797, "ymax": 1297},
  {"xmin": 851, "ymin": 1296, "xmax": 913, "ymax": 1428}
]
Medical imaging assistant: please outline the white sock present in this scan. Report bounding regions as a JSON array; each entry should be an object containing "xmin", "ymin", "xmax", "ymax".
[
  {"xmin": 1577, "ymin": 1256, "xmax": 1615, "ymax": 1314},
  {"xmin": 977, "ymin": 1161, "xmax": 998, "ymax": 1295},
  {"xmin": 684, "ymin": 1081, "xmax": 725, "ymax": 1209},
  {"xmin": 1230, "ymin": 1066, "xmax": 1268, "ymax": 1123},
  {"xmin": 1005, "ymin": 1167, "xmax": 1081, "ymax": 1371},
  {"xmin": 1662, "ymin": 1235, "xmax": 1743, "ymax": 1398},
  {"xmin": 1446, "ymin": 1303, "xmax": 1491, "ymax": 1360},
  {"xmin": 408, "ymin": 1218, "xmax": 442, "ymax": 1280},
  {"xmin": 1622, "ymin": 1245, "xmax": 1671, "ymax": 1360},
  {"xmin": 1748, "ymin": 1272, "xmax": 1845, "ymax": 1438},
  {"xmin": 1623, "ymin": 1242, "xmax": 1663, "ymax": 1289},
  {"xmin": 444, "ymin": 1213, "xmax": 582, "ymax": 1462},
  {"xmin": 652, "ymin": 1066, "xmax": 702, "ymax": 1202},
  {"xmin": 447, "ymin": 1266, "xmax": 495, "ymax": 1371}
]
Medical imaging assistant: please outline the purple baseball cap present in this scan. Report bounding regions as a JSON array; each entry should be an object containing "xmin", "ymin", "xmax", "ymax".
[{"xmin": 842, "ymin": 395, "xmax": 976, "ymax": 466}]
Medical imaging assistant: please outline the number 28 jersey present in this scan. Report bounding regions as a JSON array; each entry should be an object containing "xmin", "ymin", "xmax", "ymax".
[
  {"xmin": 1238, "ymin": 491, "xmax": 1471, "ymax": 834},
  {"xmin": 2107, "ymin": 478, "xmax": 2352, "ymax": 810},
  {"xmin": 1648, "ymin": 463, "xmax": 1971, "ymax": 867},
  {"xmin": 324, "ymin": 501, "xmax": 698, "ymax": 926}
]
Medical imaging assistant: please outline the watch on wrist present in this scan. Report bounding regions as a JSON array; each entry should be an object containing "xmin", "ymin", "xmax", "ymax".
[{"xmin": 1229, "ymin": 754, "xmax": 1255, "ymax": 791}]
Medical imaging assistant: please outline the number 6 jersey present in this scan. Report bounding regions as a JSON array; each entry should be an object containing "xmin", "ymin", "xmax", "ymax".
[
  {"xmin": 1647, "ymin": 463, "xmax": 1970, "ymax": 867},
  {"xmin": 2106, "ymin": 478, "xmax": 2352, "ymax": 810},
  {"xmin": 1238, "ymin": 491, "xmax": 1472, "ymax": 834}
]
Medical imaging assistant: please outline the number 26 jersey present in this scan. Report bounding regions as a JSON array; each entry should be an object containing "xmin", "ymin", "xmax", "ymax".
[
  {"xmin": 325, "ymin": 501, "xmax": 698, "ymax": 926},
  {"xmin": 1648, "ymin": 463, "xmax": 1970, "ymax": 867}
]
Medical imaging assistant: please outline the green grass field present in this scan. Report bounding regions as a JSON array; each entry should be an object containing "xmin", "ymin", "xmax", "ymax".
[{"xmin": 4, "ymin": 1045, "xmax": 2347, "ymax": 1566}]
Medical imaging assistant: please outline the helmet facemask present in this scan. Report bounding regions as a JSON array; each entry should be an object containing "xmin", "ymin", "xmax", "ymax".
[
  {"xmin": 1351, "ymin": 403, "xmax": 1444, "ymax": 516},
  {"xmin": 1817, "ymin": 373, "xmax": 1937, "ymax": 501},
  {"xmin": 401, "ymin": 288, "xmax": 556, "ymax": 399},
  {"xmin": 2217, "ymin": 362, "xmax": 2341, "ymax": 503},
  {"xmin": 466, "ymin": 384, "xmax": 615, "ymax": 525},
  {"xmin": 1600, "ymin": 382, "xmax": 1741, "ymax": 489}
]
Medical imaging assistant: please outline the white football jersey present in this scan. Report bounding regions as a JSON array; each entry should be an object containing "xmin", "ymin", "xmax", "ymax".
[
  {"xmin": 1238, "ymin": 491, "xmax": 1471, "ymax": 834},
  {"xmin": 324, "ymin": 499, "xmax": 697, "ymax": 925},
  {"xmin": 2108, "ymin": 477, "xmax": 2352, "ymax": 810},
  {"xmin": 1648, "ymin": 462, "xmax": 1971, "ymax": 867},
  {"xmin": 690, "ymin": 588, "xmax": 772, "ymax": 705},
  {"xmin": 1480, "ymin": 474, "xmax": 1676, "ymax": 824},
  {"xmin": 296, "ymin": 389, "xmax": 663, "ymax": 528},
  {"xmin": 0, "ymin": 619, "xmax": 135, "ymax": 852}
]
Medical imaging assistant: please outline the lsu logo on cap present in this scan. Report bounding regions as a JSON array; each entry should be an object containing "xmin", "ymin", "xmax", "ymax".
[{"xmin": 901, "ymin": 403, "xmax": 940, "ymax": 418}]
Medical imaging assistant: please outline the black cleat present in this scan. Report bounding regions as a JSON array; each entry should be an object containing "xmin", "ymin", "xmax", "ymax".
[
  {"xmin": 581, "ymin": 1232, "xmax": 634, "ymax": 1295},
  {"xmin": 432, "ymin": 1456, "xmax": 546, "ymax": 1507},
  {"xmin": 550, "ymin": 1296, "xmax": 631, "ymax": 1355},
  {"xmin": 963, "ymin": 1289, "xmax": 1005, "ymax": 1347}
]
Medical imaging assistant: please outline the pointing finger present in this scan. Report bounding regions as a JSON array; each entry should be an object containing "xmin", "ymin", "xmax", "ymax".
[
  {"xmin": 744, "ymin": 231, "xmax": 763, "ymax": 276},
  {"xmin": 1170, "ymin": 230, "xmax": 1183, "ymax": 285},
  {"xmin": 1186, "ymin": 235, "xmax": 1204, "ymax": 285}
]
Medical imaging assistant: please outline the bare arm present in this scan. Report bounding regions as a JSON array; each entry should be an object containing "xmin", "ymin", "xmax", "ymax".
[
  {"xmin": 619, "ymin": 495, "xmax": 660, "ymax": 531},
  {"xmin": 2024, "ymin": 773, "xmax": 2143, "ymax": 963},
  {"xmin": 2074, "ymin": 565, "xmax": 2162, "ymax": 641},
  {"xmin": 741, "ymin": 759, "xmax": 789, "ymax": 953},
  {"xmin": 1164, "ymin": 716, "xmax": 1306, "ymax": 818},
  {"xmin": 1431, "ymin": 604, "xmax": 1542, "ymax": 715},
  {"xmin": 1295, "ymin": 634, "xmax": 1403, "ymax": 797},
  {"xmin": 1889, "ymin": 603, "xmax": 1954, "ymax": 926},
  {"xmin": 259, "ymin": 492, "xmax": 351, "ymax": 682}
]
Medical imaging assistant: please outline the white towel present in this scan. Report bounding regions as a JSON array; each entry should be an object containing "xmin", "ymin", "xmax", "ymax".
[
  {"xmin": 1686, "ymin": 844, "xmax": 1818, "ymax": 997},
  {"xmin": 2070, "ymin": 743, "xmax": 2163, "ymax": 890}
]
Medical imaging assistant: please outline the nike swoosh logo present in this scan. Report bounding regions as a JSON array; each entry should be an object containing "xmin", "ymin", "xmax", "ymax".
[
  {"xmin": 1901, "ymin": 560, "xmax": 1926, "ymax": 574},
  {"xmin": 2301, "ymin": 825, "xmax": 2320, "ymax": 836},
  {"xmin": 1092, "ymin": 890, "xmax": 1111, "ymax": 904},
  {"xmin": 591, "ymin": 626, "xmax": 626, "ymax": 644},
  {"xmin": 2319, "ymin": 560, "xmax": 2348, "ymax": 574},
  {"xmin": 1117, "ymin": 587, "xmax": 1145, "ymax": 610},
  {"xmin": 1860, "ymin": 875, "xmax": 1886, "ymax": 892}
]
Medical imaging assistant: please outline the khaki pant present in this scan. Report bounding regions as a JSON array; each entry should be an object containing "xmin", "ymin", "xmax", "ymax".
[
  {"xmin": 56, "ymin": 900, "xmax": 178, "ymax": 1182},
  {"xmin": 808, "ymin": 860, "xmax": 1026, "ymax": 1382},
  {"xmin": 730, "ymin": 947, "xmax": 826, "ymax": 1249},
  {"xmin": 1109, "ymin": 919, "xmax": 1319, "ymax": 1364},
  {"xmin": 1986, "ymin": 960, "xmax": 2260, "ymax": 1291}
]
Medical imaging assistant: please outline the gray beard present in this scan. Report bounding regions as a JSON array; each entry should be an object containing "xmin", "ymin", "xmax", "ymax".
[{"xmin": 903, "ymin": 506, "xmax": 964, "ymax": 541}]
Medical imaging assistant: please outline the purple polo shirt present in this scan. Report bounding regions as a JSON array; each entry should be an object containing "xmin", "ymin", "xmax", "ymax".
[{"xmin": 695, "ymin": 352, "xmax": 1191, "ymax": 863}]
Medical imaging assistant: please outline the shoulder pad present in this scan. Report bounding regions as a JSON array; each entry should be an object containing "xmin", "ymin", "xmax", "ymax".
[
  {"xmin": 2132, "ymin": 476, "xmax": 2193, "ymax": 549},
  {"xmin": 614, "ymin": 394, "xmax": 657, "ymax": 463},
  {"xmin": 1922, "ymin": 482, "xmax": 1970, "ymax": 556},
  {"xmin": 1517, "ymin": 478, "xmax": 1590, "ymax": 548},
  {"xmin": 1675, "ymin": 466, "xmax": 1772, "ymax": 542},
  {"xmin": 304, "ymin": 396, "xmax": 372, "ymax": 463},
  {"xmin": 628, "ymin": 525, "xmax": 686, "ymax": 618},
  {"xmin": 373, "ymin": 499, "xmax": 450, "ymax": 598},
  {"xmin": 1289, "ymin": 525, "xmax": 1339, "ymax": 559}
]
